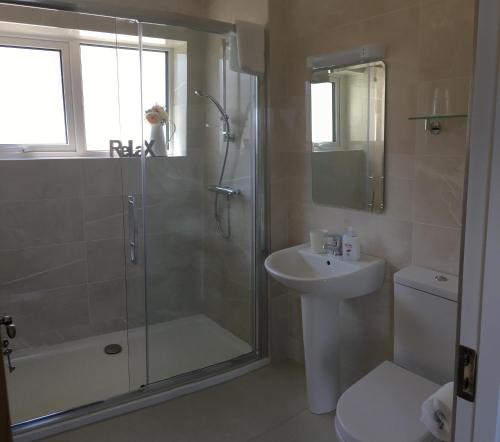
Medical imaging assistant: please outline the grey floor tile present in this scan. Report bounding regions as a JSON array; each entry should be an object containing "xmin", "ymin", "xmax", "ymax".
[
  {"xmin": 42, "ymin": 362, "xmax": 320, "ymax": 442},
  {"xmin": 249, "ymin": 410, "xmax": 338, "ymax": 442}
]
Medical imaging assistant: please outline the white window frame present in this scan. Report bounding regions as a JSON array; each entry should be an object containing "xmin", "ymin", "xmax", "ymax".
[
  {"xmin": 76, "ymin": 41, "xmax": 170, "ymax": 155},
  {"xmin": 0, "ymin": 35, "xmax": 78, "ymax": 153},
  {"xmin": 0, "ymin": 31, "xmax": 172, "ymax": 156}
]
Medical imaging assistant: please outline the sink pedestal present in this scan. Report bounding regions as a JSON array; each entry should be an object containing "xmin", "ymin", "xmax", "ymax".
[
  {"xmin": 264, "ymin": 244, "xmax": 385, "ymax": 415},
  {"xmin": 301, "ymin": 294, "xmax": 340, "ymax": 414}
]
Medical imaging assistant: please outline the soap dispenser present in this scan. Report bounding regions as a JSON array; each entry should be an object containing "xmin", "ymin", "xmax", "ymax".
[{"xmin": 342, "ymin": 227, "xmax": 361, "ymax": 261}]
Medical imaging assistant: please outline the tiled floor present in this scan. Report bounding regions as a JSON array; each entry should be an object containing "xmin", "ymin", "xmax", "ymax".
[{"xmin": 43, "ymin": 361, "xmax": 338, "ymax": 442}]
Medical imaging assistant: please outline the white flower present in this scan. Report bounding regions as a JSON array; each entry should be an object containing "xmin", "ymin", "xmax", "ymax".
[{"xmin": 145, "ymin": 103, "xmax": 170, "ymax": 125}]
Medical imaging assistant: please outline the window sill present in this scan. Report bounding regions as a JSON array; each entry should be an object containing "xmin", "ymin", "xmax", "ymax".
[
  {"xmin": 0, "ymin": 150, "xmax": 185, "ymax": 160},
  {"xmin": 0, "ymin": 150, "xmax": 117, "ymax": 160}
]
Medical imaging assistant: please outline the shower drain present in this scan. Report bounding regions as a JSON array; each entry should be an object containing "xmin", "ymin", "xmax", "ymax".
[{"xmin": 104, "ymin": 344, "xmax": 122, "ymax": 355}]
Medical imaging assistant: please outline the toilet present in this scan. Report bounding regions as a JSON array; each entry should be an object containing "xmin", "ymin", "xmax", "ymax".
[{"xmin": 335, "ymin": 265, "xmax": 458, "ymax": 442}]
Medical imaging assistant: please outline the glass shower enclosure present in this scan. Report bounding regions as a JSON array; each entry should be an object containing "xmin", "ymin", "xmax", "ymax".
[{"xmin": 0, "ymin": 3, "xmax": 264, "ymax": 433}]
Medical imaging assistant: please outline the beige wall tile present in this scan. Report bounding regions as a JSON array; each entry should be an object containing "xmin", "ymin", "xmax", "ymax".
[
  {"xmin": 269, "ymin": 292, "xmax": 289, "ymax": 361},
  {"xmin": 287, "ymin": 293, "xmax": 302, "ymax": 341},
  {"xmin": 288, "ymin": 202, "xmax": 320, "ymax": 246},
  {"xmin": 72, "ymin": 0, "xmax": 210, "ymax": 18},
  {"xmin": 412, "ymin": 223, "xmax": 462, "ymax": 274},
  {"xmin": 290, "ymin": 204, "xmax": 413, "ymax": 272},
  {"xmin": 357, "ymin": 0, "xmax": 419, "ymax": 19},
  {"xmin": 384, "ymin": 178, "xmax": 414, "ymax": 221},
  {"xmin": 269, "ymin": 177, "xmax": 290, "ymax": 251},
  {"xmin": 386, "ymin": 153, "xmax": 415, "ymax": 179},
  {"xmin": 413, "ymin": 156, "xmax": 465, "ymax": 228},
  {"xmin": 268, "ymin": 95, "xmax": 307, "ymax": 152},
  {"xmin": 208, "ymin": 0, "xmax": 268, "ymax": 25},
  {"xmin": 268, "ymin": 0, "xmax": 474, "ymax": 374},
  {"xmin": 268, "ymin": 151, "xmax": 291, "ymax": 181},
  {"xmin": 287, "ymin": 336, "xmax": 305, "ymax": 364},
  {"xmin": 415, "ymin": 116, "xmax": 470, "ymax": 157},
  {"xmin": 418, "ymin": 0, "xmax": 475, "ymax": 80},
  {"xmin": 288, "ymin": 152, "xmax": 312, "ymax": 206}
]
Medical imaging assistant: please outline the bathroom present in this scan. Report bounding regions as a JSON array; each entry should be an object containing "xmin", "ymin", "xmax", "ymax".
[{"xmin": 0, "ymin": 0, "xmax": 498, "ymax": 441}]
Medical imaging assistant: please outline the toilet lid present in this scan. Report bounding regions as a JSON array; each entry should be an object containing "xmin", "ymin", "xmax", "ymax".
[{"xmin": 336, "ymin": 361, "xmax": 440, "ymax": 442}]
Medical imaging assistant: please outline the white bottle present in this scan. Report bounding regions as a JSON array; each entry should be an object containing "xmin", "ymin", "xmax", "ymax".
[{"xmin": 342, "ymin": 227, "xmax": 361, "ymax": 261}]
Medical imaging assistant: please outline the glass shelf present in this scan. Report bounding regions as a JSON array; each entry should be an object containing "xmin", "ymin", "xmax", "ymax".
[{"xmin": 408, "ymin": 114, "xmax": 468, "ymax": 121}]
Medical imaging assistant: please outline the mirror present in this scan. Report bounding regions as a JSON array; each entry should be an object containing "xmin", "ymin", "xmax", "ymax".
[{"xmin": 308, "ymin": 60, "xmax": 385, "ymax": 212}]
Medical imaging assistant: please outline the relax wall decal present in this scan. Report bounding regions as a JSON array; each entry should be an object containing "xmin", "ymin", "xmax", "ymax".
[{"xmin": 109, "ymin": 139, "xmax": 157, "ymax": 157}]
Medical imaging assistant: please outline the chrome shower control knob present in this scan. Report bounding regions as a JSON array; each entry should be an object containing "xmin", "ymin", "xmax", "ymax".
[
  {"xmin": 6, "ymin": 323, "xmax": 16, "ymax": 339},
  {"xmin": 1, "ymin": 315, "xmax": 17, "ymax": 339},
  {"xmin": 1, "ymin": 315, "xmax": 12, "ymax": 325}
]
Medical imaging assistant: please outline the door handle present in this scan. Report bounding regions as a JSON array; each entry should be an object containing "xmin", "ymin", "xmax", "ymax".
[{"xmin": 128, "ymin": 195, "xmax": 138, "ymax": 265}]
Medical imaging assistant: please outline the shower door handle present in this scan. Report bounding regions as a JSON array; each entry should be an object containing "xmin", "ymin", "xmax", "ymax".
[{"xmin": 128, "ymin": 195, "xmax": 138, "ymax": 264}]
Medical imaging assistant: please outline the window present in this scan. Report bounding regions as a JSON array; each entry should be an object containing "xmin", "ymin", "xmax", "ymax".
[
  {"xmin": 0, "ymin": 45, "xmax": 67, "ymax": 145},
  {"xmin": 311, "ymin": 80, "xmax": 340, "ymax": 150},
  {"xmin": 0, "ymin": 32, "xmax": 169, "ymax": 155},
  {"xmin": 80, "ymin": 45, "xmax": 167, "ymax": 151},
  {"xmin": 0, "ymin": 37, "xmax": 75, "ymax": 151}
]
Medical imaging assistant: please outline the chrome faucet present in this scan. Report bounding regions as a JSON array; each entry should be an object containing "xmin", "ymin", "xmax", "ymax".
[{"xmin": 323, "ymin": 233, "xmax": 343, "ymax": 256}]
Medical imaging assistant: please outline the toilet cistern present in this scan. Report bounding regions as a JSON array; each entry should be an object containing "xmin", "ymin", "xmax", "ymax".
[{"xmin": 264, "ymin": 243, "xmax": 385, "ymax": 413}]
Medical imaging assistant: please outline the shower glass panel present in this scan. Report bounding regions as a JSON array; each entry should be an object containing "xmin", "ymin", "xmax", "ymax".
[
  {"xmin": 0, "ymin": 7, "xmax": 144, "ymax": 423},
  {"xmin": 140, "ymin": 23, "xmax": 257, "ymax": 383},
  {"xmin": 0, "ymin": 3, "xmax": 262, "ymax": 433}
]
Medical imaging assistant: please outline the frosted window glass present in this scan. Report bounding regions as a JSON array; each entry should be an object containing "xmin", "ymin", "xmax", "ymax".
[
  {"xmin": 80, "ymin": 45, "xmax": 167, "ymax": 151},
  {"xmin": 311, "ymin": 82, "xmax": 333, "ymax": 145},
  {"xmin": 0, "ymin": 46, "xmax": 67, "ymax": 145}
]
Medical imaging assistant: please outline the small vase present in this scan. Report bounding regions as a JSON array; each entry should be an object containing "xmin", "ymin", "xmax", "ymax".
[{"xmin": 150, "ymin": 123, "xmax": 167, "ymax": 157}]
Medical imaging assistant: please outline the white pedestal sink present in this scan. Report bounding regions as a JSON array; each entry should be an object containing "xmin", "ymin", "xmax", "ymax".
[{"xmin": 264, "ymin": 243, "xmax": 385, "ymax": 414}]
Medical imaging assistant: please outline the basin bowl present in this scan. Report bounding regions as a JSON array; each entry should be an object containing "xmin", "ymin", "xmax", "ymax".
[
  {"xmin": 264, "ymin": 244, "xmax": 385, "ymax": 297},
  {"xmin": 265, "ymin": 243, "xmax": 385, "ymax": 414}
]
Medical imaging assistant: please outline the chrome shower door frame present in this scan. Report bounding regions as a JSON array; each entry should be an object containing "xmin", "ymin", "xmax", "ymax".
[{"xmin": 4, "ymin": 2, "xmax": 268, "ymax": 440}]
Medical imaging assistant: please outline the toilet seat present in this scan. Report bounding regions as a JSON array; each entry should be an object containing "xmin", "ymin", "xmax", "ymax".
[{"xmin": 335, "ymin": 361, "xmax": 441, "ymax": 442}]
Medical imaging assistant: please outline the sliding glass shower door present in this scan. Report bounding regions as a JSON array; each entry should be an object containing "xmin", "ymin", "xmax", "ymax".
[
  {"xmin": 0, "ymin": 3, "xmax": 261, "ymax": 430},
  {"xmin": 140, "ymin": 23, "xmax": 257, "ymax": 384},
  {"xmin": 0, "ymin": 10, "xmax": 145, "ymax": 423}
]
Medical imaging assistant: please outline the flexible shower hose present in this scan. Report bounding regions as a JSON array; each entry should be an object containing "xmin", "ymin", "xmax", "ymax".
[{"xmin": 214, "ymin": 133, "xmax": 232, "ymax": 239}]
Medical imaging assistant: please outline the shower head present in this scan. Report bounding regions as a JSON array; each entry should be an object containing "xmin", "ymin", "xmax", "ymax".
[{"xmin": 194, "ymin": 89, "xmax": 230, "ymax": 124}]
